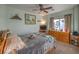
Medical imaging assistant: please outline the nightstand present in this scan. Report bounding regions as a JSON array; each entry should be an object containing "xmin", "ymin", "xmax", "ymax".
[{"xmin": 70, "ymin": 35, "xmax": 79, "ymax": 47}]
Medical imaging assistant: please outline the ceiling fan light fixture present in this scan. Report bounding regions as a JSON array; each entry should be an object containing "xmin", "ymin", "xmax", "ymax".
[{"xmin": 39, "ymin": 11, "xmax": 47, "ymax": 16}]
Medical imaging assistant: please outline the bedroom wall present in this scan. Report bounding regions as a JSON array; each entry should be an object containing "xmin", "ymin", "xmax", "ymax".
[
  {"xmin": 73, "ymin": 5, "xmax": 79, "ymax": 32},
  {"xmin": 43, "ymin": 5, "xmax": 79, "ymax": 32},
  {"xmin": 5, "ymin": 6, "xmax": 42, "ymax": 35},
  {"xmin": 0, "ymin": 5, "xmax": 7, "ymax": 30},
  {"xmin": 0, "ymin": 5, "xmax": 79, "ymax": 34}
]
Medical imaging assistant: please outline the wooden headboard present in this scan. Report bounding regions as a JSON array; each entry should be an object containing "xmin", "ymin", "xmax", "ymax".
[
  {"xmin": 0, "ymin": 38, "xmax": 7, "ymax": 53},
  {"xmin": 0, "ymin": 30, "xmax": 9, "ymax": 54}
]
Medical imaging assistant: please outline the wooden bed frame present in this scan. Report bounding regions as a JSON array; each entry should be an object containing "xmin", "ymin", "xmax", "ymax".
[
  {"xmin": 0, "ymin": 32, "xmax": 8, "ymax": 54},
  {"xmin": 0, "ymin": 34, "xmax": 7, "ymax": 54},
  {"xmin": 0, "ymin": 38, "xmax": 6, "ymax": 53}
]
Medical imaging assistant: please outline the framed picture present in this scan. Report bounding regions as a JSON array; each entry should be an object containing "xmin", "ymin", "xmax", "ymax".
[{"xmin": 25, "ymin": 14, "xmax": 36, "ymax": 24}]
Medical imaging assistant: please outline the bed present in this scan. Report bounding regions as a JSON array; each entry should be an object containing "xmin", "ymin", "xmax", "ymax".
[{"xmin": 4, "ymin": 33, "xmax": 56, "ymax": 54}]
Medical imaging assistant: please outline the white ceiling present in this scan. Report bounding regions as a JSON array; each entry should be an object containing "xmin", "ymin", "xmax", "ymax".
[{"xmin": 6, "ymin": 4, "xmax": 77, "ymax": 15}]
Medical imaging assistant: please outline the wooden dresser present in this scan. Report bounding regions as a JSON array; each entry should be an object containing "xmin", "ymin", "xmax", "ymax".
[{"xmin": 48, "ymin": 30, "xmax": 70, "ymax": 44}]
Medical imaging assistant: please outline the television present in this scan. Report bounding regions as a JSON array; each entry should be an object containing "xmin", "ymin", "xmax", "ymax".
[
  {"xmin": 40, "ymin": 25, "xmax": 47, "ymax": 30},
  {"xmin": 73, "ymin": 31, "xmax": 79, "ymax": 36}
]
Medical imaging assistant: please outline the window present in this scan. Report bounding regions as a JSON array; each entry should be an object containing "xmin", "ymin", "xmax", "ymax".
[{"xmin": 54, "ymin": 18, "xmax": 65, "ymax": 32}]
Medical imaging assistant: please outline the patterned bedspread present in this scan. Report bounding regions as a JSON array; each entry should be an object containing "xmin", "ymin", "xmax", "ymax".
[
  {"xmin": 17, "ymin": 33, "xmax": 55, "ymax": 54},
  {"xmin": 4, "ymin": 33, "xmax": 55, "ymax": 54}
]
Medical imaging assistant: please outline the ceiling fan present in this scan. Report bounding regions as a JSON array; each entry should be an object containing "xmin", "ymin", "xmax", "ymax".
[
  {"xmin": 32, "ymin": 4, "xmax": 54, "ymax": 13},
  {"xmin": 32, "ymin": 4, "xmax": 54, "ymax": 16},
  {"xmin": 39, "ymin": 4, "xmax": 53, "ymax": 13}
]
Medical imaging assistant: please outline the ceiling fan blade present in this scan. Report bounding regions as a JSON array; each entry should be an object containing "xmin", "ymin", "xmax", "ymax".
[
  {"xmin": 44, "ymin": 10, "xmax": 48, "ymax": 13},
  {"xmin": 39, "ymin": 4, "xmax": 44, "ymax": 10},
  {"xmin": 39, "ymin": 4, "xmax": 43, "ymax": 7},
  {"xmin": 44, "ymin": 7, "xmax": 52, "ymax": 10}
]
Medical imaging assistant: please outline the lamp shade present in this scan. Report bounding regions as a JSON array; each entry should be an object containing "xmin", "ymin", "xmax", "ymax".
[{"xmin": 10, "ymin": 14, "xmax": 22, "ymax": 20}]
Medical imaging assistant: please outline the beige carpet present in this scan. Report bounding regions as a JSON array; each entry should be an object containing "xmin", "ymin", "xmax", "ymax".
[{"xmin": 52, "ymin": 41, "xmax": 79, "ymax": 54}]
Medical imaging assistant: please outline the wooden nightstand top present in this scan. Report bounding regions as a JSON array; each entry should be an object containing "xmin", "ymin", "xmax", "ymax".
[{"xmin": 72, "ymin": 35, "xmax": 79, "ymax": 40}]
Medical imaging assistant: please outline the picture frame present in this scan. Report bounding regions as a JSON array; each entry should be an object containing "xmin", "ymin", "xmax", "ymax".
[{"xmin": 25, "ymin": 14, "xmax": 36, "ymax": 24}]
